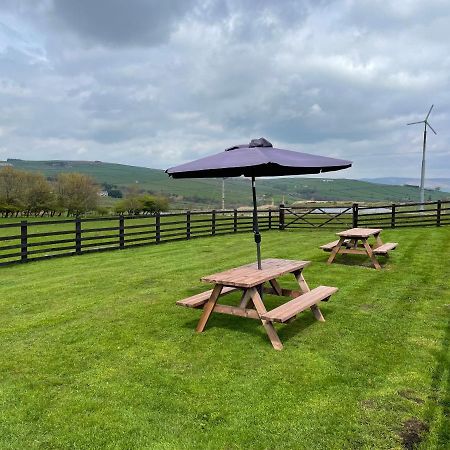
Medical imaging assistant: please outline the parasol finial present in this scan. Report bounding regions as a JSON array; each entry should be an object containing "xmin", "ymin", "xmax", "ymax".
[{"xmin": 249, "ymin": 137, "xmax": 273, "ymax": 148}]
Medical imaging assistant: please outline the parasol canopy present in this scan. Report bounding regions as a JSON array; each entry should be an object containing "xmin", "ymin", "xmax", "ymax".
[{"xmin": 166, "ymin": 138, "xmax": 352, "ymax": 269}]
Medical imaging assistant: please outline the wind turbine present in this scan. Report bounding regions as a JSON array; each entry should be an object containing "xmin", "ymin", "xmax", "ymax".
[{"xmin": 407, "ymin": 105, "xmax": 437, "ymax": 210}]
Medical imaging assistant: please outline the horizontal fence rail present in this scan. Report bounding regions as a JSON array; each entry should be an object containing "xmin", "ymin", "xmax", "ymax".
[
  {"xmin": 0, "ymin": 209, "xmax": 277, "ymax": 266},
  {"xmin": 0, "ymin": 201, "xmax": 448, "ymax": 267},
  {"xmin": 279, "ymin": 200, "xmax": 450, "ymax": 230}
]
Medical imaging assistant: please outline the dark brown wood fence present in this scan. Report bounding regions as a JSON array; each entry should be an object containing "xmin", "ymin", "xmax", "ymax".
[
  {"xmin": 0, "ymin": 201, "xmax": 448, "ymax": 267},
  {"xmin": 279, "ymin": 200, "xmax": 450, "ymax": 230},
  {"xmin": 0, "ymin": 209, "xmax": 275, "ymax": 266}
]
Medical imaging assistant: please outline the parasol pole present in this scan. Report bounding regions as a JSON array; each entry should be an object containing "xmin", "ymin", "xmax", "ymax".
[{"xmin": 251, "ymin": 176, "xmax": 262, "ymax": 270}]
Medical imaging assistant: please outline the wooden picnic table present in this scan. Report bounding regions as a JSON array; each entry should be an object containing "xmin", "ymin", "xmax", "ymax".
[
  {"xmin": 321, "ymin": 227, "xmax": 397, "ymax": 270},
  {"xmin": 177, "ymin": 258, "xmax": 337, "ymax": 350}
]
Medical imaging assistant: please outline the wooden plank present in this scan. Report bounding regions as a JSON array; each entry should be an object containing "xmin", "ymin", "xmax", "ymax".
[
  {"xmin": 373, "ymin": 242, "xmax": 398, "ymax": 254},
  {"xmin": 310, "ymin": 305, "xmax": 325, "ymax": 322},
  {"xmin": 239, "ymin": 289, "xmax": 252, "ymax": 308},
  {"xmin": 269, "ymin": 279, "xmax": 283, "ymax": 296},
  {"xmin": 335, "ymin": 248, "xmax": 368, "ymax": 255},
  {"xmin": 320, "ymin": 239, "xmax": 341, "ymax": 251},
  {"xmin": 337, "ymin": 228, "xmax": 382, "ymax": 238},
  {"xmin": 263, "ymin": 287, "xmax": 301, "ymax": 298},
  {"xmin": 327, "ymin": 237, "xmax": 345, "ymax": 264},
  {"xmin": 176, "ymin": 286, "xmax": 238, "ymax": 308},
  {"xmin": 195, "ymin": 284, "xmax": 223, "ymax": 332},
  {"xmin": 249, "ymin": 287, "xmax": 283, "ymax": 350},
  {"xmin": 201, "ymin": 259, "xmax": 310, "ymax": 288},
  {"xmin": 362, "ymin": 240, "xmax": 382, "ymax": 270},
  {"xmin": 294, "ymin": 269, "xmax": 310, "ymax": 294},
  {"xmin": 264, "ymin": 286, "xmax": 333, "ymax": 321},
  {"xmin": 212, "ymin": 304, "xmax": 260, "ymax": 319},
  {"xmin": 261, "ymin": 286, "xmax": 338, "ymax": 323}
]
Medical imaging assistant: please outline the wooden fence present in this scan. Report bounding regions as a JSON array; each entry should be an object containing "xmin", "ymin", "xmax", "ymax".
[
  {"xmin": 0, "ymin": 201, "xmax": 448, "ymax": 267},
  {"xmin": 0, "ymin": 209, "xmax": 276, "ymax": 266},
  {"xmin": 279, "ymin": 200, "xmax": 450, "ymax": 230}
]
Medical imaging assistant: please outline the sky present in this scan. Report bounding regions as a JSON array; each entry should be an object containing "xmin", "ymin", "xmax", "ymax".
[{"xmin": 0, "ymin": 0, "xmax": 449, "ymax": 179}]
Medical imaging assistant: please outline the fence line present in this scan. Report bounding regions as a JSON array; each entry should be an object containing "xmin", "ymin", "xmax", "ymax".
[
  {"xmin": 0, "ymin": 201, "xmax": 449, "ymax": 267},
  {"xmin": 0, "ymin": 209, "xmax": 275, "ymax": 266},
  {"xmin": 279, "ymin": 200, "xmax": 450, "ymax": 230}
]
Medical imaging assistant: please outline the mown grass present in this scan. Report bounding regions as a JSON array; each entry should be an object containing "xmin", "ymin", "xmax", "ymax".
[{"xmin": 0, "ymin": 227, "xmax": 449, "ymax": 449}]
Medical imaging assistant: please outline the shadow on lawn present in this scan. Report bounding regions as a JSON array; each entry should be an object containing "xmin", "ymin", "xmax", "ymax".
[
  {"xmin": 318, "ymin": 253, "xmax": 392, "ymax": 269},
  {"xmin": 181, "ymin": 303, "xmax": 337, "ymax": 347}
]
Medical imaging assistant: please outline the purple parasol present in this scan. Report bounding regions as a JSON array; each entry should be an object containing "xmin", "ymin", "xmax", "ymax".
[{"xmin": 166, "ymin": 138, "xmax": 352, "ymax": 269}]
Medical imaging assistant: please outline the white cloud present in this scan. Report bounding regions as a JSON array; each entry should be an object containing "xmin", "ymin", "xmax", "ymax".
[{"xmin": 0, "ymin": 0, "xmax": 449, "ymax": 178}]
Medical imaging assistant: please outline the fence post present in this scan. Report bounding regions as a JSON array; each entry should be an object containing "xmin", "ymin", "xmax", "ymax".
[
  {"xmin": 279, "ymin": 204, "xmax": 285, "ymax": 230},
  {"xmin": 391, "ymin": 204, "xmax": 396, "ymax": 228},
  {"xmin": 437, "ymin": 200, "xmax": 441, "ymax": 227},
  {"xmin": 233, "ymin": 209, "xmax": 238, "ymax": 232},
  {"xmin": 352, "ymin": 203, "xmax": 359, "ymax": 228},
  {"xmin": 186, "ymin": 210, "xmax": 191, "ymax": 239},
  {"xmin": 75, "ymin": 218, "xmax": 82, "ymax": 255},
  {"xmin": 211, "ymin": 209, "xmax": 216, "ymax": 235},
  {"xmin": 119, "ymin": 215, "xmax": 125, "ymax": 249},
  {"xmin": 268, "ymin": 208, "xmax": 272, "ymax": 230},
  {"xmin": 20, "ymin": 220, "xmax": 28, "ymax": 263},
  {"xmin": 155, "ymin": 213, "xmax": 161, "ymax": 244}
]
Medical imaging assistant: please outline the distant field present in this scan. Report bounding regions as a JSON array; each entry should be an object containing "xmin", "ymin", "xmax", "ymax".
[
  {"xmin": 6, "ymin": 159, "xmax": 450, "ymax": 209},
  {"xmin": 0, "ymin": 227, "xmax": 448, "ymax": 448}
]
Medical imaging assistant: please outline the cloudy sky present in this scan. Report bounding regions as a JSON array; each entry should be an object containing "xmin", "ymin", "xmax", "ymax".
[{"xmin": 0, "ymin": 0, "xmax": 449, "ymax": 179}]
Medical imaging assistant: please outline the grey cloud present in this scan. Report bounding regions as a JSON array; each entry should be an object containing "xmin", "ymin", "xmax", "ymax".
[
  {"xmin": 0, "ymin": 0, "xmax": 449, "ymax": 178},
  {"xmin": 50, "ymin": 0, "xmax": 197, "ymax": 47}
]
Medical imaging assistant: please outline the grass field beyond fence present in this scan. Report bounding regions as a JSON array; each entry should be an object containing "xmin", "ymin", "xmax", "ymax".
[
  {"xmin": 0, "ymin": 201, "xmax": 449, "ymax": 267},
  {"xmin": 0, "ymin": 228, "xmax": 449, "ymax": 449}
]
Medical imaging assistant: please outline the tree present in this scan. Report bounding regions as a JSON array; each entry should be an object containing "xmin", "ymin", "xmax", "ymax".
[
  {"xmin": 57, "ymin": 173, "xmax": 98, "ymax": 216},
  {"xmin": 0, "ymin": 166, "xmax": 25, "ymax": 209},
  {"xmin": 114, "ymin": 193, "xmax": 169, "ymax": 215},
  {"xmin": 23, "ymin": 172, "xmax": 55, "ymax": 216}
]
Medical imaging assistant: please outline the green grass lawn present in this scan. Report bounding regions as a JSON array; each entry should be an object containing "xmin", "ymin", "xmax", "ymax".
[{"xmin": 0, "ymin": 227, "xmax": 449, "ymax": 449}]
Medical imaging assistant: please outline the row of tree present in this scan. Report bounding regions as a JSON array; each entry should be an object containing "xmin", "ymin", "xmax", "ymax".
[{"xmin": 0, "ymin": 166, "xmax": 169, "ymax": 217}]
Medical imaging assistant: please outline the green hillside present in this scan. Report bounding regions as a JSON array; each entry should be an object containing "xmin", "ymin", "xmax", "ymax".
[{"xmin": 5, "ymin": 159, "xmax": 449, "ymax": 209}]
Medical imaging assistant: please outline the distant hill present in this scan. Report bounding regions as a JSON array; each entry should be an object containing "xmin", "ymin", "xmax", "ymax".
[
  {"xmin": 362, "ymin": 177, "xmax": 450, "ymax": 192},
  {"xmin": 6, "ymin": 159, "xmax": 450, "ymax": 209}
]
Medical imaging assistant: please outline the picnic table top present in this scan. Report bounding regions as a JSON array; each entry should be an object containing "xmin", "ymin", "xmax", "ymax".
[
  {"xmin": 336, "ymin": 227, "xmax": 382, "ymax": 238},
  {"xmin": 201, "ymin": 258, "xmax": 310, "ymax": 288}
]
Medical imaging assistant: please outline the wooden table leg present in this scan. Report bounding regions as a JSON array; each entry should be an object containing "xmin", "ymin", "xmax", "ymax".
[
  {"xmin": 249, "ymin": 287, "xmax": 283, "ymax": 351},
  {"xmin": 293, "ymin": 268, "xmax": 324, "ymax": 321},
  {"xmin": 269, "ymin": 279, "xmax": 283, "ymax": 296},
  {"xmin": 293, "ymin": 269, "xmax": 310, "ymax": 294},
  {"xmin": 373, "ymin": 232, "xmax": 384, "ymax": 249},
  {"xmin": 327, "ymin": 237, "xmax": 345, "ymax": 264},
  {"xmin": 239, "ymin": 289, "xmax": 252, "ymax": 308},
  {"xmin": 362, "ymin": 239, "xmax": 382, "ymax": 270},
  {"xmin": 196, "ymin": 284, "xmax": 223, "ymax": 332}
]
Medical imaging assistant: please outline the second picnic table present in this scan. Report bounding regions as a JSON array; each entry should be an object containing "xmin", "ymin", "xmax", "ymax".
[
  {"xmin": 177, "ymin": 258, "xmax": 337, "ymax": 350},
  {"xmin": 321, "ymin": 227, "xmax": 397, "ymax": 270}
]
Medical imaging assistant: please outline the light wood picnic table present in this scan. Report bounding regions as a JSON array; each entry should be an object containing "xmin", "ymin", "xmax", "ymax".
[
  {"xmin": 177, "ymin": 258, "xmax": 337, "ymax": 350},
  {"xmin": 322, "ymin": 227, "xmax": 397, "ymax": 270}
]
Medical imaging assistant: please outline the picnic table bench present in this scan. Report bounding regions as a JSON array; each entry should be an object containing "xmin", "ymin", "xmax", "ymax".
[
  {"xmin": 321, "ymin": 228, "xmax": 397, "ymax": 270},
  {"xmin": 177, "ymin": 258, "xmax": 338, "ymax": 350}
]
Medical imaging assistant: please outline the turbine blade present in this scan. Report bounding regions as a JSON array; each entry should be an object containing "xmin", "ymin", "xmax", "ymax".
[
  {"xmin": 426, "ymin": 122, "xmax": 437, "ymax": 134},
  {"xmin": 407, "ymin": 121, "xmax": 424, "ymax": 125},
  {"xmin": 425, "ymin": 104, "xmax": 434, "ymax": 120}
]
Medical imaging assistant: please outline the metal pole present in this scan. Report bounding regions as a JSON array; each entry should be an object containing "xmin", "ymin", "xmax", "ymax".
[
  {"xmin": 251, "ymin": 176, "xmax": 262, "ymax": 270},
  {"xmin": 419, "ymin": 123, "xmax": 427, "ymax": 211},
  {"xmin": 222, "ymin": 178, "xmax": 225, "ymax": 210}
]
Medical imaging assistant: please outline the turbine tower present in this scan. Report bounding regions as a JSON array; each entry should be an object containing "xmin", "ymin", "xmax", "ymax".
[{"xmin": 407, "ymin": 105, "xmax": 437, "ymax": 209}]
